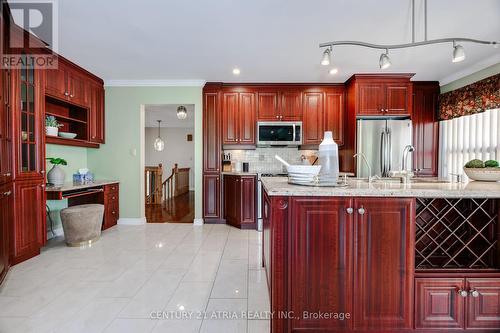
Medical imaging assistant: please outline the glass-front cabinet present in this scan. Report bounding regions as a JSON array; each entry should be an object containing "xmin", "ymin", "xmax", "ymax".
[{"xmin": 14, "ymin": 52, "xmax": 44, "ymax": 179}]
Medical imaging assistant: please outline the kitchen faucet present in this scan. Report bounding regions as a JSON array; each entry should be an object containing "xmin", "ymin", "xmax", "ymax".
[
  {"xmin": 353, "ymin": 153, "xmax": 374, "ymax": 183},
  {"xmin": 402, "ymin": 145, "xmax": 415, "ymax": 172}
]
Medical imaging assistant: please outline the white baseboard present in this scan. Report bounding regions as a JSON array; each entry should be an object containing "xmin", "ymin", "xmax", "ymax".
[
  {"xmin": 193, "ymin": 218, "xmax": 204, "ymax": 226},
  {"xmin": 118, "ymin": 217, "xmax": 147, "ymax": 225},
  {"xmin": 47, "ymin": 227, "xmax": 64, "ymax": 239}
]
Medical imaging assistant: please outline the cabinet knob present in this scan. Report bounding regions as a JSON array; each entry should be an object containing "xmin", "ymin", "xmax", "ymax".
[
  {"xmin": 470, "ymin": 289, "xmax": 480, "ymax": 298},
  {"xmin": 346, "ymin": 207, "xmax": 353, "ymax": 214},
  {"xmin": 358, "ymin": 207, "xmax": 365, "ymax": 215},
  {"xmin": 112, "ymin": 211, "xmax": 116, "ymax": 215},
  {"xmin": 458, "ymin": 289, "xmax": 468, "ymax": 297},
  {"xmin": 41, "ymin": 170, "xmax": 45, "ymax": 174},
  {"xmin": 276, "ymin": 115, "xmax": 279, "ymax": 119},
  {"xmin": 41, "ymin": 184, "xmax": 45, "ymax": 188},
  {"xmin": 3, "ymin": 191, "xmax": 11, "ymax": 196},
  {"xmin": 3, "ymin": 172, "xmax": 11, "ymax": 177},
  {"xmin": 70, "ymin": 94, "xmax": 74, "ymax": 98},
  {"xmin": 64, "ymin": 92, "xmax": 69, "ymax": 96},
  {"xmin": 92, "ymin": 136, "xmax": 96, "ymax": 139},
  {"xmin": 112, "ymin": 196, "xmax": 116, "ymax": 200}
]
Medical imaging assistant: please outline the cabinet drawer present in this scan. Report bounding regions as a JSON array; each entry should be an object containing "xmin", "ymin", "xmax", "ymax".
[
  {"xmin": 103, "ymin": 201, "xmax": 119, "ymax": 229},
  {"xmin": 105, "ymin": 192, "xmax": 119, "ymax": 204},
  {"xmin": 104, "ymin": 183, "xmax": 119, "ymax": 194}
]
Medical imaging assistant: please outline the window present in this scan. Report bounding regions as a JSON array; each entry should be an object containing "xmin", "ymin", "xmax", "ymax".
[{"xmin": 439, "ymin": 108, "xmax": 500, "ymax": 179}]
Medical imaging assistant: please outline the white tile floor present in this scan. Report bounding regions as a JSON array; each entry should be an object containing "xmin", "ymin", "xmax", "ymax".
[{"xmin": 0, "ymin": 224, "xmax": 270, "ymax": 333}]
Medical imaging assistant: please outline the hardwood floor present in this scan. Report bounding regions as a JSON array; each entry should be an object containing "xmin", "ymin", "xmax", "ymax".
[{"xmin": 146, "ymin": 191, "xmax": 195, "ymax": 223}]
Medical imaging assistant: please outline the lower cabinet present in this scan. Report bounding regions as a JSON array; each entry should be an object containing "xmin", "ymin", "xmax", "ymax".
[
  {"xmin": 0, "ymin": 183, "xmax": 12, "ymax": 284},
  {"xmin": 103, "ymin": 183, "xmax": 119, "ymax": 230},
  {"xmin": 287, "ymin": 197, "xmax": 414, "ymax": 331},
  {"xmin": 223, "ymin": 174, "xmax": 256, "ymax": 229},
  {"xmin": 11, "ymin": 179, "xmax": 45, "ymax": 264},
  {"xmin": 203, "ymin": 174, "xmax": 221, "ymax": 220},
  {"xmin": 416, "ymin": 277, "xmax": 500, "ymax": 330}
]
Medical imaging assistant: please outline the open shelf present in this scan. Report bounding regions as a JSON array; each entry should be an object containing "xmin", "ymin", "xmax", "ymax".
[
  {"xmin": 46, "ymin": 135, "xmax": 99, "ymax": 148},
  {"xmin": 415, "ymin": 198, "xmax": 499, "ymax": 270}
]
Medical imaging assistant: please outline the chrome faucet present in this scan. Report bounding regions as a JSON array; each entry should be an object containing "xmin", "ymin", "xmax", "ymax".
[
  {"xmin": 353, "ymin": 153, "xmax": 374, "ymax": 183},
  {"xmin": 402, "ymin": 145, "xmax": 415, "ymax": 172}
]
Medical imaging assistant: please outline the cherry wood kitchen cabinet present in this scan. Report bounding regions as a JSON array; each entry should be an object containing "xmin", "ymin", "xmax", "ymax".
[
  {"xmin": 353, "ymin": 197, "xmax": 415, "ymax": 330},
  {"xmin": 324, "ymin": 90, "xmax": 344, "ymax": 145},
  {"xmin": 302, "ymin": 91, "xmax": 324, "ymax": 145},
  {"xmin": 350, "ymin": 74, "xmax": 413, "ymax": 116},
  {"xmin": 223, "ymin": 174, "xmax": 256, "ymax": 229},
  {"xmin": 11, "ymin": 179, "xmax": 45, "ymax": 264},
  {"xmin": 222, "ymin": 91, "xmax": 256, "ymax": 147},
  {"xmin": 289, "ymin": 197, "xmax": 353, "ymax": 331},
  {"xmin": 45, "ymin": 59, "xmax": 89, "ymax": 107},
  {"xmin": 203, "ymin": 174, "xmax": 221, "ymax": 220},
  {"xmin": 0, "ymin": 67, "xmax": 12, "ymax": 185},
  {"xmin": 103, "ymin": 183, "xmax": 119, "ymax": 230},
  {"xmin": 413, "ymin": 82, "xmax": 439, "ymax": 177},
  {"xmin": 88, "ymin": 80, "xmax": 105, "ymax": 143},
  {"xmin": 268, "ymin": 194, "xmax": 415, "ymax": 332},
  {"xmin": 257, "ymin": 89, "xmax": 302, "ymax": 121},
  {"xmin": 416, "ymin": 277, "xmax": 500, "ymax": 330},
  {"xmin": 0, "ymin": 183, "xmax": 12, "ymax": 284}
]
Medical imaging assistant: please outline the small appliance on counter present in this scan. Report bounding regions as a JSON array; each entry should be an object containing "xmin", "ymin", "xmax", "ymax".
[
  {"xmin": 222, "ymin": 153, "xmax": 232, "ymax": 172},
  {"xmin": 242, "ymin": 162, "xmax": 249, "ymax": 172}
]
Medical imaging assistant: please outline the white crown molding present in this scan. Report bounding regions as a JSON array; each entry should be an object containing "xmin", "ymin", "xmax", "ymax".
[
  {"xmin": 118, "ymin": 217, "xmax": 147, "ymax": 225},
  {"xmin": 439, "ymin": 54, "xmax": 500, "ymax": 87},
  {"xmin": 104, "ymin": 79, "xmax": 206, "ymax": 87}
]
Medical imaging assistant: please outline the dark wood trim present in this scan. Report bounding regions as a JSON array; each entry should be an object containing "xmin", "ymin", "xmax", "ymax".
[{"xmin": 46, "ymin": 135, "xmax": 99, "ymax": 148}]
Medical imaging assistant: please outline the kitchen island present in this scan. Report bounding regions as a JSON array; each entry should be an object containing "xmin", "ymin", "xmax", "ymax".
[{"xmin": 261, "ymin": 177, "xmax": 500, "ymax": 333}]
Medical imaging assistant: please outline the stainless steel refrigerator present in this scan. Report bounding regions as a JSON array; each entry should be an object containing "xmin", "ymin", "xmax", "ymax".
[{"xmin": 356, "ymin": 118, "xmax": 413, "ymax": 178}]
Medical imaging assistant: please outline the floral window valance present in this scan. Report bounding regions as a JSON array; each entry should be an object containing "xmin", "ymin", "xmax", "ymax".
[{"xmin": 439, "ymin": 73, "xmax": 500, "ymax": 120}]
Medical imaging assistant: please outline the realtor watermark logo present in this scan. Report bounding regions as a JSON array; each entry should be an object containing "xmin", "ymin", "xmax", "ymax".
[{"xmin": 2, "ymin": 0, "xmax": 58, "ymax": 69}]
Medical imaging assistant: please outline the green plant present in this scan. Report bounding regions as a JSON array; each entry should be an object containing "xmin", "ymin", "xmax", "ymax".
[
  {"xmin": 45, "ymin": 115, "xmax": 63, "ymax": 128},
  {"xmin": 464, "ymin": 159, "xmax": 485, "ymax": 168},
  {"xmin": 485, "ymin": 160, "xmax": 500, "ymax": 168},
  {"xmin": 46, "ymin": 157, "xmax": 67, "ymax": 166}
]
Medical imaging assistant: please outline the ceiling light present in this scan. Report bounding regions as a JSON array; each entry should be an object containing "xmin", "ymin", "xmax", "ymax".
[
  {"xmin": 232, "ymin": 68, "xmax": 240, "ymax": 75},
  {"xmin": 154, "ymin": 120, "xmax": 165, "ymax": 152},
  {"xmin": 320, "ymin": 47, "xmax": 331, "ymax": 66},
  {"xmin": 176, "ymin": 105, "xmax": 187, "ymax": 120},
  {"xmin": 329, "ymin": 68, "xmax": 338, "ymax": 75},
  {"xmin": 452, "ymin": 42, "xmax": 465, "ymax": 63},
  {"xmin": 379, "ymin": 49, "xmax": 391, "ymax": 69}
]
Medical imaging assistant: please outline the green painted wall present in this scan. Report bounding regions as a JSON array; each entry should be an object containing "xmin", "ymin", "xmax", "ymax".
[
  {"xmin": 440, "ymin": 63, "xmax": 500, "ymax": 93},
  {"xmin": 45, "ymin": 144, "xmax": 89, "ymax": 232},
  {"xmin": 87, "ymin": 86, "xmax": 203, "ymax": 220}
]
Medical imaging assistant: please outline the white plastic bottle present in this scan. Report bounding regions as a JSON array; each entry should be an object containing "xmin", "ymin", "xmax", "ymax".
[{"xmin": 318, "ymin": 131, "xmax": 339, "ymax": 184}]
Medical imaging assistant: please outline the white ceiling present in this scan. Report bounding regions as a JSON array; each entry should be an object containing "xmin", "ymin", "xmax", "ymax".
[
  {"xmin": 47, "ymin": 0, "xmax": 500, "ymax": 83},
  {"xmin": 145, "ymin": 104, "xmax": 195, "ymax": 128}
]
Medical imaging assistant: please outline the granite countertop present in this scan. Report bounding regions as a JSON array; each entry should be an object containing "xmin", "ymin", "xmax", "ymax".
[
  {"xmin": 45, "ymin": 180, "xmax": 119, "ymax": 192},
  {"xmin": 221, "ymin": 171, "xmax": 258, "ymax": 176},
  {"xmin": 261, "ymin": 177, "xmax": 500, "ymax": 198}
]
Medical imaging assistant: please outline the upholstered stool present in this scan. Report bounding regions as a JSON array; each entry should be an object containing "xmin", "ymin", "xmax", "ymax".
[{"xmin": 60, "ymin": 204, "xmax": 104, "ymax": 246}]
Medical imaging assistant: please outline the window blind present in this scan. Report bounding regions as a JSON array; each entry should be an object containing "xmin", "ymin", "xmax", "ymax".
[{"xmin": 439, "ymin": 108, "xmax": 500, "ymax": 179}]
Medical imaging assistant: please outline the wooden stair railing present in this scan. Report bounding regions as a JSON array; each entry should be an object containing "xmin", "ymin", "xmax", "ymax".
[
  {"xmin": 145, "ymin": 164, "xmax": 163, "ymax": 204},
  {"xmin": 163, "ymin": 164, "xmax": 190, "ymax": 201}
]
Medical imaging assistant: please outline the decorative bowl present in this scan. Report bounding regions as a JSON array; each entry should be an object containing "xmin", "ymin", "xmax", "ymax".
[
  {"xmin": 463, "ymin": 167, "xmax": 500, "ymax": 182},
  {"xmin": 58, "ymin": 132, "xmax": 77, "ymax": 139}
]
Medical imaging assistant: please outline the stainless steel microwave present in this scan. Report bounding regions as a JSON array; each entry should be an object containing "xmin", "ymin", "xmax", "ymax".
[{"xmin": 257, "ymin": 121, "xmax": 302, "ymax": 146}]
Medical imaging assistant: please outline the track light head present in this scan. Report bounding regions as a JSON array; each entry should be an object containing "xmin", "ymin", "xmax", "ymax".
[
  {"xmin": 452, "ymin": 43, "xmax": 465, "ymax": 63},
  {"xmin": 320, "ymin": 47, "xmax": 331, "ymax": 66},
  {"xmin": 379, "ymin": 49, "xmax": 391, "ymax": 69}
]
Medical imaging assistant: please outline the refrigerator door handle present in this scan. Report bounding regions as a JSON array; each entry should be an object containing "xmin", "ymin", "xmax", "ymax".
[
  {"xmin": 380, "ymin": 131, "xmax": 386, "ymax": 176},
  {"xmin": 386, "ymin": 130, "xmax": 392, "ymax": 172}
]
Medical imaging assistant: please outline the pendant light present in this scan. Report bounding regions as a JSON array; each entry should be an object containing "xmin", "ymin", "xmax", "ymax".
[
  {"xmin": 154, "ymin": 120, "xmax": 165, "ymax": 152},
  {"xmin": 176, "ymin": 105, "xmax": 187, "ymax": 120},
  {"xmin": 320, "ymin": 47, "xmax": 332, "ymax": 66}
]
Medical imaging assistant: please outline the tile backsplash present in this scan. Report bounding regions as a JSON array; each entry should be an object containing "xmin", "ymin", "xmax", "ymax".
[{"xmin": 224, "ymin": 147, "xmax": 318, "ymax": 173}]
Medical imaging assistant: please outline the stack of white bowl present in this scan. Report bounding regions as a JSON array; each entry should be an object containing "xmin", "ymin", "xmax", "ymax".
[{"xmin": 287, "ymin": 165, "xmax": 322, "ymax": 184}]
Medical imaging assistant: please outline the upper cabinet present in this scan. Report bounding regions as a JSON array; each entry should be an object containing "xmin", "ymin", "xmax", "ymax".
[
  {"xmin": 302, "ymin": 91, "xmax": 324, "ymax": 145},
  {"xmin": 354, "ymin": 75, "xmax": 413, "ymax": 116},
  {"xmin": 222, "ymin": 91, "xmax": 256, "ymax": 147},
  {"xmin": 44, "ymin": 56, "xmax": 105, "ymax": 148},
  {"xmin": 257, "ymin": 89, "xmax": 302, "ymax": 121},
  {"xmin": 413, "ymin": 82, "xmax": 439, "ymax": 177}
]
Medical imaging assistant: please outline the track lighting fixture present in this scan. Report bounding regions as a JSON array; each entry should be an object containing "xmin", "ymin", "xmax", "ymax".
[
  {"xmin": 320, "ymin": 47, "xmax": 331, "ymax": 66},
  {"xmin": 452, "ymin": 41, "xmax": 466, "ymax": 63},
  {"xmin": 379, "ymin": 49, "xmax": 391, "ymax": 69}
]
